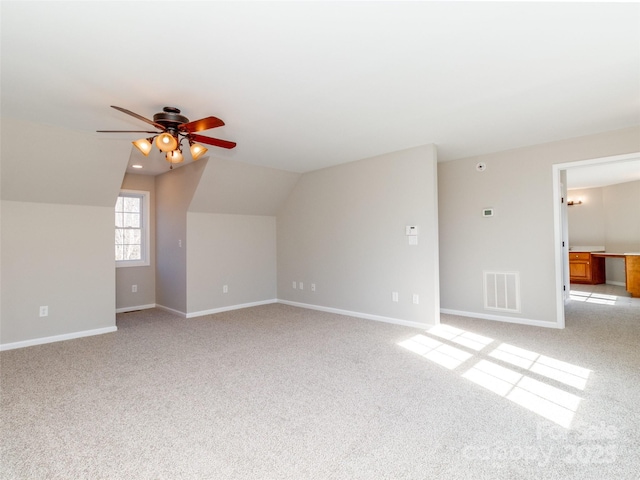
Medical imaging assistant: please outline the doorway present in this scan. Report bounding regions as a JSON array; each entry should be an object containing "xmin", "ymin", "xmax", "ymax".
[{"xmin": 553, "ymin": 152, "xmax": 640, "ymax": 328}]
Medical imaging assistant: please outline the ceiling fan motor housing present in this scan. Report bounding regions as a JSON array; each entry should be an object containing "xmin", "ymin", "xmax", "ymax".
[{"xmin": 153, "ymin": 107, "xmax": 189, "ymax": 130}]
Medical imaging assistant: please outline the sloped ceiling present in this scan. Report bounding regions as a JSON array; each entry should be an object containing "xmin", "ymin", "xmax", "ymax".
[
  {"xmin": 1, "ymin": 118, "xmax": 131, "ymax": 206},
  {"xmin": 188, "ymin": 158, "xmax": 301, "ymax": 216},
  {"xmin": 1, "ymin": 2, "xmax": 639, "ymax": 175}
]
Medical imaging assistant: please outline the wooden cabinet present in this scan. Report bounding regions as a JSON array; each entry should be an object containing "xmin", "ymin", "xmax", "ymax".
[
  {"xmin": 626, "ymin": 256, "xmax": 640, "ymax": 297},
  {"xmin": 569, "ymin": 252, "xmax": 605, "ymax": 284}
]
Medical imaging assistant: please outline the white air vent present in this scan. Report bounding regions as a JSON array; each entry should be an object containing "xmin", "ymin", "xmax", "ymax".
[{"xmin": 484, "ymin": 271, "xmax": 520, "ymax": 313}]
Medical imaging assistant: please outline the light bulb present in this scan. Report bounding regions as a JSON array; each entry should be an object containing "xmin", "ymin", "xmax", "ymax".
[
  {"xmin": 156, "ymin": 133, "xmax": 178, "ymax": 152},
  {"xmin": 166, "ymin": 150, "xmax": 184, "ymax": 164}
]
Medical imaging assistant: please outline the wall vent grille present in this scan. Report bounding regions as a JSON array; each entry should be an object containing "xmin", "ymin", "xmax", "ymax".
[{"xmin": 483, "ymin": 271, "xmax": 520, "ymax": 312}]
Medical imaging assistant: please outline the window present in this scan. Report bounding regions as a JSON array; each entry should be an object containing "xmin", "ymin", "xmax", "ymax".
[{"xmin": 115, "ymin": 190, "xmax": 150, "ymax": 267}]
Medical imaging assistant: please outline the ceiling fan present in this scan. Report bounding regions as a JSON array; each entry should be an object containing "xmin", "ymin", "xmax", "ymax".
[{"xmin": 97, "ymin": 106, "xmax": 236, "ymax": 168}]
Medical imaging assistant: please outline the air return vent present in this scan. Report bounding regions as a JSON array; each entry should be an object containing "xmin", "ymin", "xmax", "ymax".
[{"xmin": 484, "ymin": 271, "xmax": 520, "ymax": 313}]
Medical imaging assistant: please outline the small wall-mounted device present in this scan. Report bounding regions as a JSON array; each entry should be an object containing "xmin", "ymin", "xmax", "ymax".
[
  {"xmin": 482, "ymin": 208, "xmax": 494, "ymax": 217},
  {"xmin": 476, "ymin": 162, "xmax": 487, "ymax": 172},
  {"xmin": 405, "ymin": 225, "xmax": 418, "ymax": 245}
]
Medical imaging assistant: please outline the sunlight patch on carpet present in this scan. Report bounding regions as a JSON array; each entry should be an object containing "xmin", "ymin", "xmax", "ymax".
[
  {"xmin": 570, "ymin": 290, "xmax": 617, "ymax": 305},
  {"xmin": 398, "ymin": 334, "xmax": 473, "ymax": 370},
  {"xmin": 398, "ymin": 325, "xmax": 591, "ymax": 429}
]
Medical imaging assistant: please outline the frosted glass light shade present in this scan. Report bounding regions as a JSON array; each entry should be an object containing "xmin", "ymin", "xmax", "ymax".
[
  {"xmin": 190, "ymin": 142, "xmax": 208, "ymax": 160},
  {"xmin": 156, "ymin": 133, "xmax": 178, "ymax": 152},
  {"xmin": 166, "ymin": 150, "xmax": 184, "ymax": 164},
  {"xmin": 132, "ymin": 138, "xmax": 153, "ymax": 156}
]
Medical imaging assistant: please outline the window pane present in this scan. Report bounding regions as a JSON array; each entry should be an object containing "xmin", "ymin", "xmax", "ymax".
[
  {"xmin": 116, "ymin": 191, "xmax": 148, "ymax": 265},
  {"xmin": 123, "ymin": 229, "xmax": 141, "ymax": 244},
  {"xmin": 124, "ymin": 245, "xmax": 141, "ymax": 260},
  {"xmin": 124, "ymin": 197, "xmax": 140, "ymax": 213},
  {"xmin": 124, "ymin": 213, "xmax": 140, "ymax": 228}
]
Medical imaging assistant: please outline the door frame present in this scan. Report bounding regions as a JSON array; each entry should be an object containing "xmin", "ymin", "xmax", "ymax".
[{"xmin": 552, "ymin": 151, "xmax": 640, "ymax": 328}]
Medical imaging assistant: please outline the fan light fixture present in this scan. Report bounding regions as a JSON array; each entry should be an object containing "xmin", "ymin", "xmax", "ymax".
[
  {"xmin": 132, "ymin": 133, "xmax": 210, "ymax": 166},
  {"xmin": 156, "ymin": 132, "xmax": 178, "ymax": 152},
  {"xmin": 100, "ymin": 106, "xmax": 235, "ymax": 170},
  {"xmin": 166, "ymin": 149, "xmax": 184, "ymax": 164},
  {"xmin": 132, "ymin": 138, "xmax": 153, "ymax": 156},
  {"xmin": 189, "ymin": 141, "xmax": 208, "ymax": 160}
]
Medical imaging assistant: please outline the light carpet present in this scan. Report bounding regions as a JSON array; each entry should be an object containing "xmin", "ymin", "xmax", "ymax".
[{"xmin": 1, "ymin": 301, "xmax": 639, "ymax": 479}]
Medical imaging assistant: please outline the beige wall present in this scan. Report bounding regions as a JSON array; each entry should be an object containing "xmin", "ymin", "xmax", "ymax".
[
  {"xmin": 116, "ymin": 174, "xmax": 156, "ymax": 310},
  {"xmin": 1, "ymin": 118, "xmax": 130, "ymax": 347},
  {"xmin": 439, "ymin": 127, "xmax": 640, "ymax": 324},
  {"xmin": 567, "ymin": 187, "xmax": 606, "ymax": 247},
  {"xmin": 155, "ymin": 160, "xmax": 207, "ymax": 313},
  {"xmin": 603, "ymin": 181, "xmax": 640, "ymax": 254},
  {"xmin": 187, "ymin": 213, "xmax": 277, "ymax": 313},
  {"xmin": 1, "ymin": 202, "xmax": 116, "ymax": 345},
  {"xmin": 277, "ymin": 144, "xmax": 439, "ymax": 327},
  {"xmin": 185, "ymin": 157, "xmax": 297, "ymax": 315},
  {"xmin": 2, "ymin": 117, "xmax": 638, "ymax": 347}
]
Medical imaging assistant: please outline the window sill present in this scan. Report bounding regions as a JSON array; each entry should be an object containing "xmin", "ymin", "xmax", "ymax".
[{"xmin": 116, "ymin": 261, "xmax": 150, "ymax": 268}]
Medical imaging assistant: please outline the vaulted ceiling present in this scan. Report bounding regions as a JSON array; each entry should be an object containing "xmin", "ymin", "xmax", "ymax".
[{"xmin": 2, "ymin": 2, "xmax": 639, "ymax": 175}]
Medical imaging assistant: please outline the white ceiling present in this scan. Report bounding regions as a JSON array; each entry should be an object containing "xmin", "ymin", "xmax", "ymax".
[
  {"xmin": 1, "ymin": 2, "xmax": 639, "ymax": 175},
  {"xmin": 566, "ymin": 158, "xmax": 640, "ymax": 190}
]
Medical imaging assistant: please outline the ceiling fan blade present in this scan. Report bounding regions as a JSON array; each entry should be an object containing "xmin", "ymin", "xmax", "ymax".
[
  {"xmin": 190, "ymin": 133, "xmax": 237, "ymax": 149},
  {"xmin": 96, "ymin": 130, "xmax": 160, "ymax": 133},
  {"xmin": 179, "ymin": 116, "xmax": 225, "ymax": 133},
  {"xmin": 111, "ymin": 105, "xmax": 166, "ymax": 130}
]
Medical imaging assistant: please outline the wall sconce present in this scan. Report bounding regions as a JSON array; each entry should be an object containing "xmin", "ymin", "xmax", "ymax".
[{"xmin": 567, "ymin": 198, "xmax": 583, "ymax": 206}]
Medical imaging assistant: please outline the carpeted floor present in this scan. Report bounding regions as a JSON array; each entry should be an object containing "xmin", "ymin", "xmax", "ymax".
[{"xmin": 1, "ymin": 299, "xmax": 639, "ymax": 479}]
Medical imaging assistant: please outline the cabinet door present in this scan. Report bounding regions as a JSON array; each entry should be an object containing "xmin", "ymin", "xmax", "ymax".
[
  {"xmin": 627, "ymin": 256, "xmax": 640, "ymax": 297},
  {"xmin": 570, "ymin": 261, "xmax": 591, "ymax": 282}
]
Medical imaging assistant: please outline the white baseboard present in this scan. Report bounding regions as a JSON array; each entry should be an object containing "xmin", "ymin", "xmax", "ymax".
[
  {"xmin": 440, "ymin": 309, "xmax": 561, "ymax": 329},
  {"xmin": 0, "ymin": 326, "xmax": 118, "ymax": 352},
  {"xmin": 116, "ymin": 303, "xmax": 156, "ymax": 314},
  {"xmin": 155, "ymin": 304, "xmax": 187, "ymax": 318},
  {"xmin": 186, "ymin": 299, "xmax": 278, "ymax": 318},
  {"xmin": 278, "ymin": 300, "xmax": 433, "ymax": 329}
]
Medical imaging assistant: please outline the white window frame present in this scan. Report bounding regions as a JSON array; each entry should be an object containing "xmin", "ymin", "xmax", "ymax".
[{"xmin": 115, "ymin": 189, "xmax": 150, "ymax": 268}]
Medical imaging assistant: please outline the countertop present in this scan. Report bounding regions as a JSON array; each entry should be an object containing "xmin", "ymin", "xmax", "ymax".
[
  {"xmin": 570, "ymin": 249, "xmax": 640, "ymax": 256},
  {"xmin": 569, "ymin": 246, "xmax": 605, "ymax": 253}
]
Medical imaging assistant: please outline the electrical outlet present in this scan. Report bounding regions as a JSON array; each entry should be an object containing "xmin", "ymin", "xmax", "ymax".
[
  {"xmin": 392, "ymin": 292, "xmax": 399, "ymax": 302},
  {"xmin": 293, "ymin": 281, "xmax": 297, "ymax": 289},
  {"xmin": 39, "ymin": 306, "xmax": 48, "ymax": 317},
  {"xmin": 311, "ymin": 283, "xmax": 316, "ymax": 292},
  {"xmin": 299, "ymin": 282, "xmax": 304, "ymax": 290},
  {"xmin": 132, "ymin": 285, "xmax": 137, "ymax": 293},
  {"xmin": 413, "ymin": 294, "xmax": 419, "ymax": 304},
  {"xmin": 223, "ymin": 285, "xmax": 228, "ymax": 294}
]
